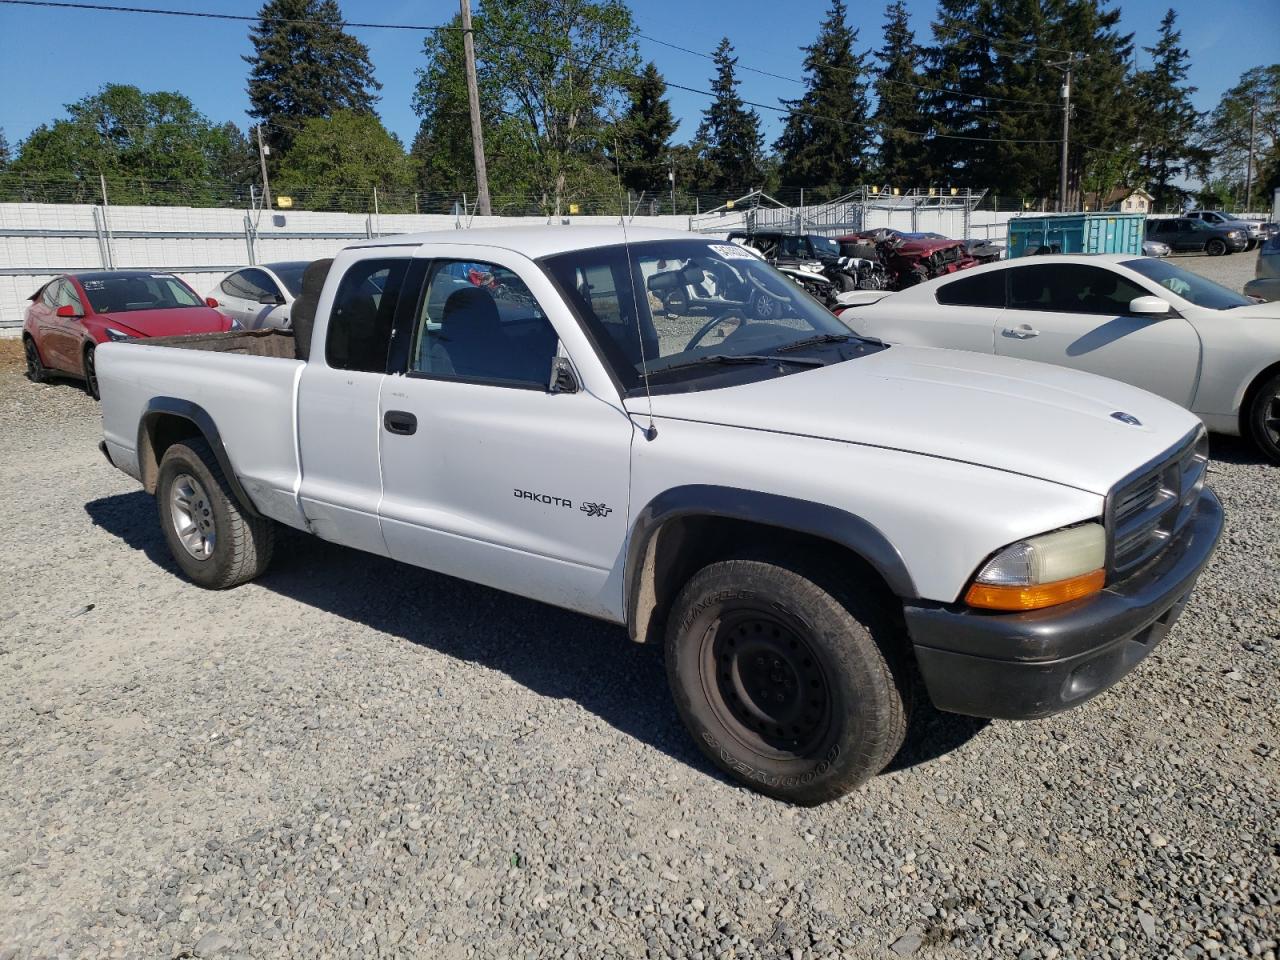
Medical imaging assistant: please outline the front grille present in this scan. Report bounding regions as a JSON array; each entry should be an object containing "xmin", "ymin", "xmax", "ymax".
[{"xmin": 1107, "ymin": 429, "xmax": 1208, "ymax": 579}]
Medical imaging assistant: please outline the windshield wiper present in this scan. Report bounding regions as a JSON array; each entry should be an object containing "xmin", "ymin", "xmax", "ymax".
[
  {"xmin": 649, "ymin": 353, "xmax": 826, "ymax": 375},
  {"xmin": 774, "ymin": 333, "xmax": 852, "ymax": 352}
]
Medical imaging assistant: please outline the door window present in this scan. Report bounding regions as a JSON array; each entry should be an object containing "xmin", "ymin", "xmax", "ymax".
[
  {"xmin": 936, "ymin": 269, "xmax": 1006, "ymax": 307},
  {"xmin": 54, "ymin": 280, "xmax": 84, "ymax": 314},
  {"xmin": 1009, "ymin": 264, "xmax": 1147, "ymax": 315},
  {"xmin": 325, "ymin": 258, "xmax": 409, "ymax": 373},
  {"xmin": 410, "ymin": 261, "xmax": 557, "ymax": 388}
]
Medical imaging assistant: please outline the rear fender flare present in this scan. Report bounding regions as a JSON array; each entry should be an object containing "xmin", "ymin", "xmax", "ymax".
[{"xmin": 136, "ymin": 397, "xmax": 260, "ymax": 517}]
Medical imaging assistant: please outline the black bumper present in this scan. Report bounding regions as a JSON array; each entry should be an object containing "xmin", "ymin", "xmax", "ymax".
[{"xmin": 905, "ymin": 488, "xmax": 1223, "ymax": 721}]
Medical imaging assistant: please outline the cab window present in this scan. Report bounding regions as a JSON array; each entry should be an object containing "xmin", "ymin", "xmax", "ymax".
[
  {"xmin": 1009, "ymin": 264, "xmax": 1147, "ymax": 315},
  {"xmin": 409, "ymin": 261, "xmax": 557, "ymax": 388},
  {"xmin": 325, "ymin": 258, "xmax": 409, "ymax": 373}
]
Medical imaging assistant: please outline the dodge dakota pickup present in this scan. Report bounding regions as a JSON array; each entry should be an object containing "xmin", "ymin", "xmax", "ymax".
[{"xmin": 97, "ymin": 227, "xmax": 1223, "ymax": 804}]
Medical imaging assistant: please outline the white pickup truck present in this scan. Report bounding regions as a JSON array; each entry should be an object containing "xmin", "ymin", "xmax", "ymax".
[{"xmin": 97, "ymin": 227, "xmax": 1223, "ymax": 805}]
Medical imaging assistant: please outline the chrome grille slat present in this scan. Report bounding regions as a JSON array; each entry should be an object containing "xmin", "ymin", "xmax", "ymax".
[{"xmin": 1108, "ymin": 430, "xmax": 1208, "ymax": 579}]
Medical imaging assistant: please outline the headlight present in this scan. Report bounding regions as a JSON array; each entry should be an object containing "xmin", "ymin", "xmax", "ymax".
[
  {"xmin": 105, "ymin": 327, "xmax": 133, "ymax": 341},
  {"xmin": 1228, "ymin": 230, "xmax": 1242, "ymax": 238},
  {"xmin": 964, "ymin": 523, "xmax": 1106, "ymax": 611}
]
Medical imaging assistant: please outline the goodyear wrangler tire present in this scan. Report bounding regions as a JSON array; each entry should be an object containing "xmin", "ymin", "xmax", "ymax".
[{"xmin": 666, "ymin": 557, "xmax": 909, "ymax": 805}]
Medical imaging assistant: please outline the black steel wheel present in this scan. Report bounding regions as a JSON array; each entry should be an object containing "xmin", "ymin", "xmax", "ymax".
[
  {"xmin": 83, "ymin": 344, "xmax": 99, "ymax": 400},
  {"xmin": 24, "ymin": 337, "xmax": 47, "ymax": 383},
  {"xmin": 1206, "ymin": 238, "xmax": 1227, "ymax": 257},
  {"xmin": 666, "ymin": 555, "xmax": 910, "ymax": 805},
  {"xmin": 704, "ymin": 609, "xmax": 832, "ymax": 758}
]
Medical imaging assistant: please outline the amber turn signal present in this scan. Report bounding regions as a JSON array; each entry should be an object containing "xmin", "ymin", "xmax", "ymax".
[{"xmin": 964, "ymin": 568, "xmax": 1106, "ymax": 611}]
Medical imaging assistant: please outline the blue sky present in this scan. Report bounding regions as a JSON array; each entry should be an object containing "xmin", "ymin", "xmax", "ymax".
[{"xmin": 1, "ymin": 0, "xmax": 1277, "ymax": 152}]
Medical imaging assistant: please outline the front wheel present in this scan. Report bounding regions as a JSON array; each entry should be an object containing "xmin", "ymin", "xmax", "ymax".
[
  {"xmin": 665, "ymin": 557, "xmax": 910, "ymax": 805},
  {"xmin": 156, "ymin": 438, "xmax": 275, "ymax": 588},
  {"xmin": 1248, "ymin": 371, "xmax": 1280, "ymax": 464},
  {"xmin": 1205, "ymin": 238, "xmax": 1227, "ymax": 257}
]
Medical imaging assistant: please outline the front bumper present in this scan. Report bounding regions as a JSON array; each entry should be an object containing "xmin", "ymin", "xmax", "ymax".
[{"xmin": 905, "ymin": 488, "xmax": 1223, "ymax": 720}]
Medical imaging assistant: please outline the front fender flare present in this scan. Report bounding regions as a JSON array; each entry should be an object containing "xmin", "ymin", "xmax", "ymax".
[{"xmin": 624, "ymin": 484, "xmax": 917, "ymax": 642}]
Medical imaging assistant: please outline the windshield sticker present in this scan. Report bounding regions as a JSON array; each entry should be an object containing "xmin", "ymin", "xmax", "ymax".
[{"xmin": 711, "ymin": 243, "xmax": 755, "ymax": 260}]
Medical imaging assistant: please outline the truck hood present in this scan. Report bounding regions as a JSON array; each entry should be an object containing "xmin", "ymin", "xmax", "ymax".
[{"xmin": 629, "ymin": 345, "xmax": 1201, "ymax": 495}]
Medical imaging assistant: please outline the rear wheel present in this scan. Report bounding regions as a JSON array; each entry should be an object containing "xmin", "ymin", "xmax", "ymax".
[
  {"xmin": 1205, "ymin": 238, "xmax": 1228, "ymax": 257},
  {"xmin": 156, "ymin": 438, "xmax": 275, "ymax": 588},
  {"xmin": 1247, "ymin": 370, "xmax": 1280, "ymax": 464},
  {"xmin": 82, "ymin": 344, "xmax": 99, "ymax": 400},
  {"xmin": 665, "ymin": 556, "xmax": 910, "ymax": 805},
  {"xmin": 24, "ymin": 337, "xmax": 47, "ymax": 383}
]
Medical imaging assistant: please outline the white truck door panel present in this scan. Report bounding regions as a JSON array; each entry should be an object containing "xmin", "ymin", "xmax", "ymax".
[
  {"xmin": 995, "ymin": 262, "xmax": 1200, "ymax": 407},
  {"xmin": 378, "ymin": 381, "xmax": 633, "ymax": 619},
  {"xmin": 375, "ymin": 255, "xmax": 633, "ymax": 621}
]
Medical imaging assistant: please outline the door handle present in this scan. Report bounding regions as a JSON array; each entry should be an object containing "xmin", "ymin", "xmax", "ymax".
[
  {"xmin": 383, "ymin": 410, "xmax": 417, "ymax": 436},
  {"xmin": 1002, "ymin": 324, "xmax": 1040, "ymax": 339}
]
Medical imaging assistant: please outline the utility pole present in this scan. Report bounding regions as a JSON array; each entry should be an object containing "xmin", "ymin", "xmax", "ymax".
[
  {"xmin": 460, "ymin": 0, "xmax": 492, "ymax": 216},
  {"xmin": 669, "ymin": 155, "xmax": 676, "ymax": 216},
  {"xmin": 1244, "ymin": 95, "xmax": 1258, "ymax": 214},
  {"xmin": 1050, "ymin": 53, "xmax": 1085, "ymax": 213},
  {"xmin": 256, "ymin": 125, "xmax": 273, "ymax": 211}
]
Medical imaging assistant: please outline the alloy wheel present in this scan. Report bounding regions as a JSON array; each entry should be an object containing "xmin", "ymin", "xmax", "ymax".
[{"xmin": 169, "ymin": 473, "xmax": 217, "ymax": 560}]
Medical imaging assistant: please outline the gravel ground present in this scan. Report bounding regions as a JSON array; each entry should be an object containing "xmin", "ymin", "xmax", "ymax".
[
  {"xmin": 0, "ymin": 337, "xmax": 1276, "ymax": 960},
  {"xmin": 1164, "ymin": 249, "xmax": 1258, "ymax": 293}
]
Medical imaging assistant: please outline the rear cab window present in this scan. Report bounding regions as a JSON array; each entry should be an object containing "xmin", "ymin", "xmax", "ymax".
[{"xmin": 325, "ymin": 258, "xmax": 410, "ymax": 373}]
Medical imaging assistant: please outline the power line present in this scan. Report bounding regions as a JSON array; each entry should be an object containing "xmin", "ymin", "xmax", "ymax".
[
  {"xmin": 0, "ymin": 0, "xmax": 455, "ymax": 31},
  {"xmin": 1, "ymin": 0, "xmax": 1066, "ymax": 148}
]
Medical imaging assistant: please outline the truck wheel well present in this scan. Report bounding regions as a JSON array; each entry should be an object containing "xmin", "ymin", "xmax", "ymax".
[
  {"xmin": 1240, "ymin": 360, "xmax": 1280, "ymax": 439},
  {"xmin": 631, "ymin": 515, "xmax": 899, "ymax": 646},
  {"xmin": 138, "ymin": 413, "xmax": 204, "ymax": 494}
]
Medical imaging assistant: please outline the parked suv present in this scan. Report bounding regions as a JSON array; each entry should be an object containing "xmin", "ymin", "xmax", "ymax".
[
  {"xmin": 1146, "ymin": 217, "xmax": 1248, "ymax": 256},
  {"xmin": 1186, "ymin": 210, "xmax": 1263, "ymax": 249}
]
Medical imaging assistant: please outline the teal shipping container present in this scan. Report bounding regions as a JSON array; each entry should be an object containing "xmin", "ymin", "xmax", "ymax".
[{"xmin": 1006, "ymin": 213, "xmax": 1146, "ymax": 258}]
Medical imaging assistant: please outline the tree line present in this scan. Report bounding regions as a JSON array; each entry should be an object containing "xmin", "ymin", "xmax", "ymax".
[{"xmin": 1, "ymin": 0, "xmax": 1276, "ymax": 215}]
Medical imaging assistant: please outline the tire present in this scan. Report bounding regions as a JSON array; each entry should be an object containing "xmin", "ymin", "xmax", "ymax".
[
  {"xmin": 24, "ymin": 336, "xmax": 47, "ymax": 383},
  {"xmin": 1247, "ymin": 370, "xmax": 1280, "ymax": 465},
  {"xmin": 156, "ymin": 438, "xmax": 275, "ymax": 589},
  {"xmin": 82, "ymin": 344, "xmax": 100, "ymax": 400},
  {"xmin": 1205, "ymin": 238, "xmax": 1227, "ymax": 257},
  {"xmin": 836, "ymin": 272, "xmax": 857, "ymax": 293},
  {"xmin": 665, "ymin": 556, "xmax": 910, "ymax": 805}
]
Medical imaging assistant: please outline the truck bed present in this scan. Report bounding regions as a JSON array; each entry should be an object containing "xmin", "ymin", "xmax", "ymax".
[{"xmin": 138, "ymin": 328, "xmax": 298, "ymax": 359}]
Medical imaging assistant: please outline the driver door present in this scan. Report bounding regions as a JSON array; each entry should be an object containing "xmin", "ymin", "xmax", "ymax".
[
  {"xmin": 994, "ymin": 263, "xmax": 1199, "ymax": 406},
  {"xmin": 376, "ymin": 251, "xmax": 635, "ymax": 621}
]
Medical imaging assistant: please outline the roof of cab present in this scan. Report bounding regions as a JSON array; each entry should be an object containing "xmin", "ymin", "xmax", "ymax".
[{"xmin": 350, "ymin": 225, "xmax": 707, "ymax": 258}]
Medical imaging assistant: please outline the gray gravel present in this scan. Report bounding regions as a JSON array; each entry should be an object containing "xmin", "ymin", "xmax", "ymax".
[
  {"xmin": 1166, "ymin": 248, "xmax": 1259, "ymax": 293},
  {"xmin": 0, "ymin": 343, "xmax": 1277, "ymax": 960}
]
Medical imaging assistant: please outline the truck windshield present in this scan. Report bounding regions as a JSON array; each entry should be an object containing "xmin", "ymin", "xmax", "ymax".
[
  {"xmin": 542, "ymin": 238, "xmax": 877, "ymax": 394},
  {"xmin": 808, "ymin": 236, "xmax": 840, "ymax": 258},
  {"xmin": 1122, "ymin": 258, "xmax": 1252, "ymax": 310}
]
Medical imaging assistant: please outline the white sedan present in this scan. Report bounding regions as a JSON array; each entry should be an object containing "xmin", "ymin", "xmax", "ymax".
[
  {"xmin": 207, "ymin": 261, "xmax": 309, "ymax": 330},
  {"xmin": 839, "ymin": 254, "xmax": 1280, "ymax": 462}
]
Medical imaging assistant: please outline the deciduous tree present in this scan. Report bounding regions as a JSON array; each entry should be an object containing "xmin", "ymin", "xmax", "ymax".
[{"xmin": 274, "ymin": 110, "xmax": 413, "ymax": 212}]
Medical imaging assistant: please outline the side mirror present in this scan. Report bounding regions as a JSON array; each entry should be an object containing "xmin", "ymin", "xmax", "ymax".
[
  {"xmin": 1129, "ymin": 295, "xmax": 1171, "ymax": 316},
  {"xmin": 549, "ymin": 354, "xmax": 579, "ymax": 394},
  {"xmin": 55, "ymin": 304, "xmax": 80, "ymax": 318},
  {"xmin": 205, "ymin": 296, "xmax": 220, "ymax": 308},
  {"xmin": 258, "ymin": 293, "xmax": 285, "ymax": 306}
]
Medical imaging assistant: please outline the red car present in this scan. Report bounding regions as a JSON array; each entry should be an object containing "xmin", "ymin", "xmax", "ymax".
[{"xmin": 23, "ymin": 271, "xmax": 235, "ymax": 398}]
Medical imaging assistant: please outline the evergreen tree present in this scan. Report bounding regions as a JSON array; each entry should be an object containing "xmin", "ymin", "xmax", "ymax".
[
  {"xmin": 1134, "ymin": 10, "xmax": 1208, "ymax": 209},
  {"xmin": 774, "ymin": 0, "xmax": 872, "ymax": 192},
  {"xmin": 0, "ymin": 129, "xmax": 10, "ymax": 169},
  {"xmin": 871, "ymin": 0, "xmax": 928, "ymax": 185},
  {"xmin": 923, "ymin": 0, "xmax": 1002, "ymax": 188},
  {"xmin": 610, "ymin": 62, "xmax": 678, "ymax": 194},
  {"xmin": 245, "ymin": 0, "xmax": 380, "ymax": 158},
  {"xmin": 696, "ymin": 38, "xmax": 765, "ymax": 193}
]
